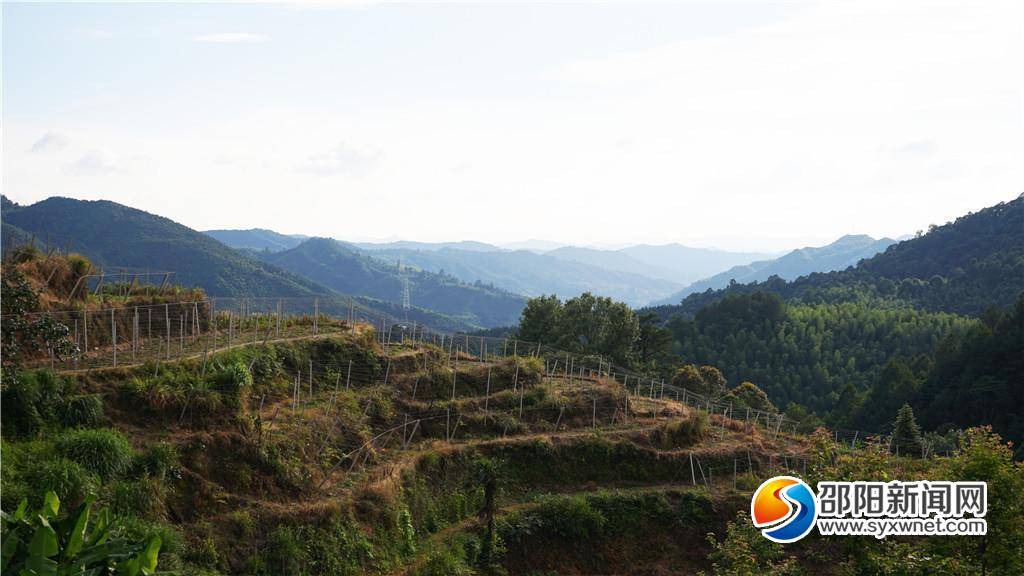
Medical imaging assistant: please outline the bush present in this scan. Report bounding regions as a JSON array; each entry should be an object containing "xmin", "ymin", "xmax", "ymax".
[
  {"xmin": 505, "ymin": 495, "xmax": 606, "ymax": 542},
  {"xmin": 60, "ymin": 393, "xmax": 105, "ymax": 428},
  {"xmin": 108, "ymin": 476, "xmax": 168, "ymax": 520},
  {"xmin": 22, "ymin": 458, "xmax": 98, "ymax": 508},
  {"xmin": 0, "ymin": 370, "xmax": 66, "ymax": 438},
  {"xmin": 56, "ymin": 428, "xmax": 134, "ymax": 480},
  {"xmin": 212, "ymin": 361, "xmax": 253, "ymax": 393},
  {"xmin": 134, "ymin": 442, "xmax": 180, "ymax": 480},
  {"xmin": 649, "ymin": 412, "xmax": 709, "ymax": 449}
]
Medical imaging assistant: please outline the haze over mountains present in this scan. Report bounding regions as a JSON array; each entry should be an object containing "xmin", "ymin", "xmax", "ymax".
[
  {"xmin": 650, "ymin": 193, "xmax": 1024, "ymax": 318},
  {"xmin": 650, "ymin": 234, "xmax": 897, "ymax": 305},
  {"xmin": 204, "ymin": 225, "xmax": 898, "ymax": 308},
  {"xmin": 4, "ymin": 193, "xmax": 916, "ymax": 330}
]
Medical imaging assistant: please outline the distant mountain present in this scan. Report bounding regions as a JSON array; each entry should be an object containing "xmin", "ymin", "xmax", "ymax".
[
  {"xmin": 617, "ymin": 244, "xmax": 772, "ymax": 285},
  {"xmin": 258, "ymin": 238, "xmax": 527, "ymax": 328},
  {"xmin": 1, "ymin": 196, "xmax": 327, "ymax": 298},
  {"xmin": 649, "ymin": 194, "xmax": 1024, "ymax": 317},
  {"xmin": 650, "ymin": 234, "xmax": 896, "ymax": 305},
  {"xmin": 545, "ymin": 246, "xmax": 682, "ymax": 284},
  {"xmin": 353, "ymin": 240, "xmax": 500, "ymax": 252},
  {"xmin": 203, "ymin": 228, "xmax": 305, "ymax": 252},
  {"xmin": 496, "ymin": 239, "xmax": 567, "ymax": 252},
  {"xmin": 1, "ymin": 197, "xmax": 508, "ymax": 331},
  {"xmin": 365, "ymin": 247, "xmax": 684, "ymax": 307}
]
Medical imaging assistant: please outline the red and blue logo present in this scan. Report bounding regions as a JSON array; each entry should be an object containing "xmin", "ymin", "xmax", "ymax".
[{"xmin": 751, "ymin": 475, "xmax": 818, "ymax": 543}]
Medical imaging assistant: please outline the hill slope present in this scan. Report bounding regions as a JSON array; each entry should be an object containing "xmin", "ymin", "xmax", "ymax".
[
  {"xmin": 652, "ymin": 194, "xmax": 1024, "ymax": 317},
  {"xmin": 1, "ymin": 196, "xmax": 327, "ymax": 298},
  {"xmin": 203, "ymin": 228, "xmax": 304, "ymax": 252},
  {"xmin": 259, "ymin": 238, "xmax": 527, "ymax": 328},
  {"xmin": 365, "ymin": 246, "xmax": 684, "ymax": 307},
  {"xmin": 651, "ymin": 234, "xmax": 896, "ymax": 305},
  {"xmin": 617, "ymin": 243, "xmax": 771, "ymax": 285},
  {"xmin": 545, "ymin": 246, "xmax": 684, "ymax": 284}
]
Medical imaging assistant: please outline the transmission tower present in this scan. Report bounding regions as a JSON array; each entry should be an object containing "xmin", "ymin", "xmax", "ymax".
[{"xmin": 400, "ymin": 257, "xmax": 410, "ymax": 322}]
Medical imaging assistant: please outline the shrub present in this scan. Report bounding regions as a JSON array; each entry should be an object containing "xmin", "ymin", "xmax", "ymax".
[
  {"xmin": 134, "ymin": 442, "xmax": 180, "ymax": 480},
  {"xmin": 506, "ymin": 495, "xmax": 606, "ymax": 542},
  {"xmin": 366, "ymin": 390, "xmax": 396, "ymax": 425},
  {"xmin": 212, "ymin": 360, "xmax": 253, "ymax": 393},
  {"xmin": 0, "ymin": 370, "xmax": 66, "ymax": 438},
  {"xmin": 60, "ymin": 393, "xmax": 105, "ymax": 428},
  {"xmin": 250, "ymin": 349, "xmax": 282, "ymax": 383},
  {"xmin": 649, "ymin": 412, "xmax": 709, "ymax": 449},
  {"xmin": 56, "ymin": 428, "xmax": 134, "ymax": 480},
  {"xmin": 228, "ymin": 509, "xmax": 255, "ymax": 537},
  {"xmin": 108, "ymin": 476, "xmax": 168, "ymax": 520},
  {"xmin": 22, "ymin": 458, "xmax": 98, "ymax": 508}
]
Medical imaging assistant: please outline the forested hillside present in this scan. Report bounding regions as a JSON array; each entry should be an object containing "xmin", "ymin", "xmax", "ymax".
[
  {"xmin": 655, "ymin": 194, "xmax": 1024, "ymax": 317},
  {"xmin": 259, "ymin": 238, "xmax": 527, "ymax": 328},
  {"xmin": 203, "ymin": 228, "xmax": 305, "ymax": 252},
  {"xmin": 665, "ymin": 292, "xmax": 975, "ymax": 416},
  {"xmin": 1, "ymin": 196, "xmax": 327, "ymax": 298}
]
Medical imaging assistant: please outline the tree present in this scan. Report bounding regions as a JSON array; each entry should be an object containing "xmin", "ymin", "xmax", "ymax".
[
  {"xmin": 699, "ymin": 365, "xmax": 728, "ymax": 398},
  {"xmin": 935, "ymin": 427, "xmax": 1024, "ymax": 576},
  {"xmin": 473, "ymin": 457, "xmax": 503, "ymax": 572},
  {"xmin": 635, "ymin": 313, "xmax": 673, "ymax": 370},
  {"xmin": 517, "ymin": 294, "xmax": 562, "ymax": 345},
  {"xmin": 1, "ymin": 268, "xmax": 78, "ymax": 384},
  {"xmin": 672, "ymin": 364, "xmax": 704, "ymax": 393},
  {"xmin": 728, "ymin": 381, "xmax": 776, "ymax": 413},
  {"xmin": 891, "ymin": 403, "xmax": 923, "ymax": 456}
]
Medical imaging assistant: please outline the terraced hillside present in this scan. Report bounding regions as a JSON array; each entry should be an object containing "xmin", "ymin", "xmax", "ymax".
[{"xmin": 2, "ymin": 317, "xmax": 825, "ymax": 575}]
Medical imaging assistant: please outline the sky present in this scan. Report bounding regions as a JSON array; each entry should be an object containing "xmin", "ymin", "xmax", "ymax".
[{"xmin": 3, "ymin": 0, "xmax": 1022, "ymax": 252}]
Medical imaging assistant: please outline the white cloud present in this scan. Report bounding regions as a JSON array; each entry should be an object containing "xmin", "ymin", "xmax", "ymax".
[
  {"xmin": 66, "ymin": 149, "xmax": 121, "ymax": 176},
  {"xmin": 294, "ymin": 142, "xmax": 379, "ymax": 176},
  {"xmin": 192, "ymin": 32, "xmax": 268, "ymax": 44},
  {"xmin": 30, "ymin": 132, "xmax": 71, "ymax": 153}
]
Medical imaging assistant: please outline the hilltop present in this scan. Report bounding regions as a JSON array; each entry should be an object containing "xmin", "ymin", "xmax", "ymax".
[
  {"xmin": 203, "ymin": 229, "xmax": 306, "ymax": 252},
  {"xmin": 2, "ymin": 197, "xmax": 527, "ymax": 331},
  {"xmin": 1, "ymin": 196, "xmax": 326, "ymax": 298},
  {"xmin": 258, "ymin": 237, "xmax": 527, "ymax": 328},
  {"xmin": 650, "ymin": 234, "xmax": 896, "ymax": 306},
  {"xmin": 650, "ymin": 194, "xmax": 1024, "ymax": 317}
]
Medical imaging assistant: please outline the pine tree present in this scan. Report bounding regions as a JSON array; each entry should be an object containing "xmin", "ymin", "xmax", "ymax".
[{"xmin": 892, "ymin": 403, "xmax": 924, "ymax": 456}]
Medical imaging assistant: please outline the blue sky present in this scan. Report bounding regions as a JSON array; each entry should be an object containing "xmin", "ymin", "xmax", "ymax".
[{"xmin": 4, "ymin": 1, "xmax": 1022, "ymax": 251}]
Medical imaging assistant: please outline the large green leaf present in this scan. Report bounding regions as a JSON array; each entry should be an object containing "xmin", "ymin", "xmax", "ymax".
[
  {"xmin": 12, "ymin": 499, "xmax": 29, "ymax": 522},
  {"xmin": 22, "ymin": 553, "xmax": 58, "ymax": 575},
  {"xmin": 1, "ymin": 528, "xmax": 22, "ymax": 570},
  {"xmin": 41, "ymin": 493, "xmax": 60, "ymax": 519},
  {"xmin": 27, "ymin": 521, "xmax": 58, "ymax": 558},
  {"xmin": 138, "ymin": 537, "xmax": 161, "ymax": 574},
  {"xmin": 63, "ymin": 499, "xmax": 93, "ymax": 560}
]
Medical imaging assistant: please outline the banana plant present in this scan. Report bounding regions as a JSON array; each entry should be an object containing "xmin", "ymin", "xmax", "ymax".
[{"xmin": 1, "ymin": 491, "xmax": 164, "ymax": 576}]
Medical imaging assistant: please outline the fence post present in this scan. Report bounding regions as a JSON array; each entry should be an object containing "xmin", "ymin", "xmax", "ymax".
[
  {"xmin": 484, "ymin": 366, "xmax": 491, "ymax": 423},
  {"xmin": 111, "ymin": 308, "xmax": 116, "ymax": 367},
  {"xmin": 165, "ymin": 304, "xmax": 170, "ymax": 360}
]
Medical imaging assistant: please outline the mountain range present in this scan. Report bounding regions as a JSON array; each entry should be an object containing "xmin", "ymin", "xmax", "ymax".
[
  {"xmin": 0, "ymin": 196, "xmax": 519, "ymax": 331},
  {"xmin": 255, "ymin": 238, "xmax": 526, "ymax": 328},
  {"xmin": 650, "ymin": 234, "xmax": 897, "ymax": 305},
  {"xmin": 648, "ymin": 193, "xmax": 1024, "ymax": 318}
]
